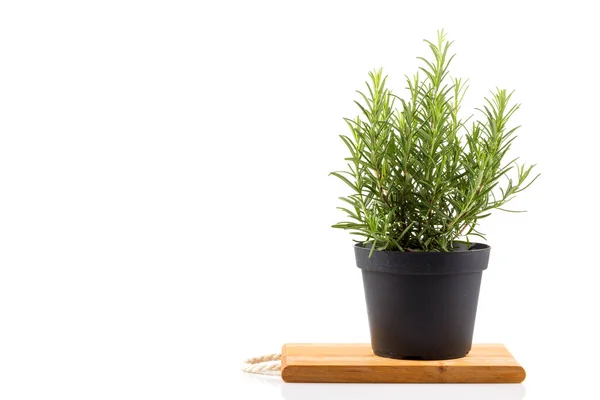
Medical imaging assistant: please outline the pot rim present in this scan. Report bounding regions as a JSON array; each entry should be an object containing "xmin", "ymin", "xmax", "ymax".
[
  {"xmin": 354, "ymin": 242, "xmax": 491, "ymax": 275},
  {"xmin": 354, "ymin": 241, "xmax": 490, "ymax": 254}
]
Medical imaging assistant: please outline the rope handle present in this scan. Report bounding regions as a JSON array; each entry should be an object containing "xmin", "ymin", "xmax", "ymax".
[{"xmin": 241, "ymin": 353, "xmax": 282, "ymax": 376}]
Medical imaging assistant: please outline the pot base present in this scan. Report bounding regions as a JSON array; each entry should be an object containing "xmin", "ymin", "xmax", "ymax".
[{"xmin": 374, "ymin": 349, "xmax": 468, "ymax": 361}]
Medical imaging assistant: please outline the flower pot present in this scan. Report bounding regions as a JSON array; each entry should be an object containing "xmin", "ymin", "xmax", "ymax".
[{"xmin": 355, "ymin": 242, "xmax": 491, "ymax": 360}]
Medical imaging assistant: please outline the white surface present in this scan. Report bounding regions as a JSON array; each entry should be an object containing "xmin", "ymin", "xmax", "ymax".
[{"xmin": 0, "ymin": 1, "xmax": 598, "ymax": 399}]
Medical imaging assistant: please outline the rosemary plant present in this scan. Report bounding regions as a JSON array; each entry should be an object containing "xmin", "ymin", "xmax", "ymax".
[{"xmin": 331, "ymin": 31, "xmax": 538, "ymax": 252}]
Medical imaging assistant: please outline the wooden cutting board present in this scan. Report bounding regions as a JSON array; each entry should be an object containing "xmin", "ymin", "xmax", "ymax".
[{"xmin": 281, "ymin": 343, "xmax": 525, "ymax": 383}]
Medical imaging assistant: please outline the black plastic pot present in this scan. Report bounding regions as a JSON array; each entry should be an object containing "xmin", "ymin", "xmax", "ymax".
[{"xmin": 355, "ymin": 242, "xmax": 491, "ymax": 360}]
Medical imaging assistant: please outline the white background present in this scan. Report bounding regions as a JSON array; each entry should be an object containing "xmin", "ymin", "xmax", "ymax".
[{"xmin": 1, "ymin": 1, "xmax": 598, "ymax": 399}]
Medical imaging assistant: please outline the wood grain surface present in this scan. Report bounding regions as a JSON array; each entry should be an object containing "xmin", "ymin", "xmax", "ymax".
[{"xmin": 281, "ymin": 343, "xmax": 525, "ymax": 383}]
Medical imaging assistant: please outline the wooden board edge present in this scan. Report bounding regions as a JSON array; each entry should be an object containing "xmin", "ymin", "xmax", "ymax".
[
  {"xmin": 281, "ymin": 344, "xmax": 291, "ymax": 382},
  {"xmin": 504, "ymin": 345, "xmax": 527, "ymax": 383},
  {"xmin": 281, "ymin": 365, "xmax": 526, "ymax": 383},
  {"xmin": 515, "ymin": 365, "xmax": 527, "ymax": 383}
]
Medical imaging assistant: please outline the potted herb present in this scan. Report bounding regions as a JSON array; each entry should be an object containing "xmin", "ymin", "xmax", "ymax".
[{"xmin": 331, "ymin": 31, "xmax": 538, "ymax": 360}]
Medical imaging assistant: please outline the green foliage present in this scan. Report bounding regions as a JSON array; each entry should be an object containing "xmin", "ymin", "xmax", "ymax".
[{"xmin": 331, "ymin": 31, "xmax": 538, "ymax": 253}]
